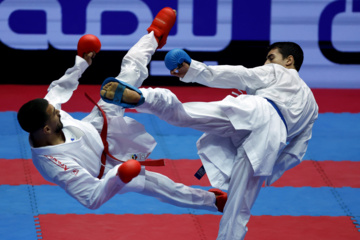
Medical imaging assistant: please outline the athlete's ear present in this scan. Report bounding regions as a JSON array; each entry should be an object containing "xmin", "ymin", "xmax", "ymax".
[
  {"xmin": 43, "ymin": 125, "xmax": 51, "ymax": 134},
  {"xmin": 286, "ymin": 55, "xmax": 295, "ymax": 68}
]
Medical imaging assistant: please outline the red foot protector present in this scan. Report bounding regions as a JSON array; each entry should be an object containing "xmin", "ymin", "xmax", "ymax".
[
  {"xmin": 147, "ymin": 7, "xmax": 177, "ymax": 49},
  {"xmin": 118, "ymin": 159, "xmax": 141, "ymax": 183},
  {"xmin": 77, "ymin": 34, "xmax": 101, "ymax": 57},
  {"xmin": 208, "ymin": 188, "xmax": 227, "ymax": 212}
]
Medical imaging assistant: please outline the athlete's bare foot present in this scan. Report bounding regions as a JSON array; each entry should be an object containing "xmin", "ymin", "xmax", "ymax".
[{"xmin": 100, "ymin": 82, "xmax": 141, "ymax": 104}]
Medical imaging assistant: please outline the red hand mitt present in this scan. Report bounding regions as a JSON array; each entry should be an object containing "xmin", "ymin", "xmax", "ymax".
[
  {"xmin": 77, "ymin": 34, "xmax": 101, "ymax": 57},
  {"xmin": 118, "ymin": 160, "xmax": 141, "ymax": 183}
]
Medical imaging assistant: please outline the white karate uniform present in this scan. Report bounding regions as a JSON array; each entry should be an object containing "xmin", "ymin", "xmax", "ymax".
[
  {"xmin": 137, "ymin": 60, "xmax": 318, "ymax": 239},
  {"xmin": 30, "ymin": 32, "xmax": 217, "ymax": 212}
]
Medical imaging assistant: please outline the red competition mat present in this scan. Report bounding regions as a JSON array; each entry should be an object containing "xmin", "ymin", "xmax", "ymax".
[
  {"xmin": 2, "ymin": 85, "xmax": 360, "ymax": 113},
  {"xmin": 37, "ymin": 215, "xmax": 359, "ymax": 240},
  {"xmin": 2, "ymin": 159, "xmax": 360, "ymax": 188}
]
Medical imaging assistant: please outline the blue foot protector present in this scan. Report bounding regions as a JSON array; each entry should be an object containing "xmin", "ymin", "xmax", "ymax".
[{"xmin": 100, "ymin": 77, "xmax": 145, "ymax": 108}]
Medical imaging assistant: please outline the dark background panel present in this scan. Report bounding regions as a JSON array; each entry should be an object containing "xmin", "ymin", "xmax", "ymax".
[{"xmin": 1, "ymin": 40, "xmax": 270, "ymax": 86}]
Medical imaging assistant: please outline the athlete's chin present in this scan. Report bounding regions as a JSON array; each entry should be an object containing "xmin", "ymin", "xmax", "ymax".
[{"xmin": 55, "ymin": 122, "xmax": 64, "ymax": 133}]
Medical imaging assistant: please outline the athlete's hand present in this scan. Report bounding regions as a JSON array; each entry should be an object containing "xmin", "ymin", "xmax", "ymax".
[
  {"xmin": 77, "ymin": 34, "xmax": 101, "ymax": 65},
  {"xmin": 165, "ymin": 48, "xmax": 191, "ymax": 78},
  {"xmin": 117, "ymin": 159, "xmax": 141, "ymax": 183},
  {"xmin": 84, "ymin": 51, "xmax": 96, "ymax": 66},
  {"xmin": 170, "ymin": 62, "xmax": 190, "ymax": 78}
]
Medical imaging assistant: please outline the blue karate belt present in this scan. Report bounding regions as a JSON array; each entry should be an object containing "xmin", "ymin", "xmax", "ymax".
[
  {"xmin": 265, "ymin": 98, "xmax": 288, "ymax": 133},
  {"xmin": 194, "ymin": 98, "xmax": 289, "ymax": 180}
]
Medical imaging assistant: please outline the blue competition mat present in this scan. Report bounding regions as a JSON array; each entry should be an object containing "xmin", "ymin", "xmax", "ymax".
[
  {"xmin": 1, "ymin": 185, "xmax": 359, "ymax": 216},
  {"xmin": 1, "ymin": 112, "xmax": 359, "ymax": 161},
  {"xmin": 0, "ymin": 214, "xmax": 39, "ymax": 239}
]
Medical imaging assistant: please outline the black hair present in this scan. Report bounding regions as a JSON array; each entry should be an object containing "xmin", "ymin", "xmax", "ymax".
[
  {"xmin": 268, "ymin": 42, "xmax": 304, "ymax": 71},
  {"xmin": 17, "ymin": 98, "xmax": 49, "ymax": 133}
]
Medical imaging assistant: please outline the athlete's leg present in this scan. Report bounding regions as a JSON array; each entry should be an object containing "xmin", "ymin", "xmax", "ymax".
[
  {"xmin": 113, "ymin": 32, "xmax": 158, "ymax": 88},
  {"xmin": 141, "ymin": 170, "xmax": 218, "ymax": 212},
  {"xmin": 99, "ymin": 84, "xmax": 237, "ymax": 136},
  {"xmin": 101, "ymin": 7, "xmax": 176, "ymax": 95},
  {"xmin": 138, "ymin": 87, "xmax": 237, "ymax": 137},
  {"xmin": 216, "ymin": 147, "xmax": 265, "ymax": 240}
]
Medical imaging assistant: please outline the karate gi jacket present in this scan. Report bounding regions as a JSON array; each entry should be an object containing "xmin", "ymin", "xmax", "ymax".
[
  {"xmin": 181, "ymin": 61, "xmax": 319, "ymax": 188},
  {"xmin": 30, "ymin": 56, "xmax": 156, "ymax": 209}
]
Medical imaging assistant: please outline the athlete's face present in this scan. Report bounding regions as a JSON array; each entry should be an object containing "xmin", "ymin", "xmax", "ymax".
[
  {"xmin": 264, "ymin": 48, "xmax": 289, "ymax": 68},
  {"xmin": 45, "ymin": 104, "xmax": 63, "ymax": 133}
]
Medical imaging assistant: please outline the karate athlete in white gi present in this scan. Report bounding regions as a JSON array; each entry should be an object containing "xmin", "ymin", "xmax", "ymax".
[
  {"xmin": 17, "ymin": 8, "xmax": 227, "ymax": 214},
  {"xmin": 100, "ymin": 43, "xmax": 319, "ymax": 239}
]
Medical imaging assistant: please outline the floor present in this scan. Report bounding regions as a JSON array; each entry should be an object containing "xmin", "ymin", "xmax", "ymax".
[{"xmin": 0, "ymin": 85, "xmax": 359, "ymax": 239}]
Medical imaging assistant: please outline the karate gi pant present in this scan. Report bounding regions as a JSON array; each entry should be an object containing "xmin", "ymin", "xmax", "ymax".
[
  {"xmin": 141, "ymin": 170, "xmax": 217, "ymax": 212},
  {"xmin": 105, "ymin": 32, "xmax": 218, "ymax": 212},
  {"xmin": 137, "ymin": 88, "xmax": 268, "ymax": 240},
  {"xmin": 116, "ymin": 32, "xmax": 266, "ymax": 238},
  {"xmin": 218, "ymin": 149, "xmax": 265, "ymax": 240}
]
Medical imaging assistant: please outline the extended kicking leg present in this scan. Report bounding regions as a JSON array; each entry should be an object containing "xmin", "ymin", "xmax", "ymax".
[
  {"xmin": 100, "ymin": 7, "xmax": 177, "ymax": 103},
  {"xmin": 142, "ymin": 170, "xmax": 227, "ymax": 212}
]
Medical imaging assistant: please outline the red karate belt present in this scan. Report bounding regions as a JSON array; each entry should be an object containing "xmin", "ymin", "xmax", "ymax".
[{"xmin": 85, "ymin": 93, "xmax": 165, "ymax": 179}]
